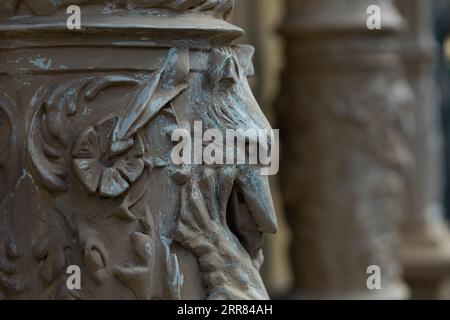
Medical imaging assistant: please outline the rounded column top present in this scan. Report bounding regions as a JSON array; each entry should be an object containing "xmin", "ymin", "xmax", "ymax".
[
  {"xmin": 283, "ymin": 0, "xmax": 405, "ymax": 36},
  {"xmin": 0, "ymin": 0, "xmax": 243, "ymax": 48}
]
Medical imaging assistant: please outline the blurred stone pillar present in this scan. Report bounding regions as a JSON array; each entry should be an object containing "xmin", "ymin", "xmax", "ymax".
[
  {"xmin": 278, "ymin": 0, "xmax": 412, "ymax": 299},
  {"xmin": 396, "ymin": 0, "xmax": 450, "ymax": 300}
]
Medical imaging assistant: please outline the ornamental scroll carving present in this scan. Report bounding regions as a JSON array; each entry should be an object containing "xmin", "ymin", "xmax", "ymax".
[{"xmin": 0, "ymin": 23, "xmax": 277, "ymax": 299}]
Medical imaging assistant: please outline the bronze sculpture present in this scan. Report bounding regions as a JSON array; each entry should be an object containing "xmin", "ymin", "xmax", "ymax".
[{"xmin": 0, "ymin": 0, "xmax": 277, "ymax": 300}]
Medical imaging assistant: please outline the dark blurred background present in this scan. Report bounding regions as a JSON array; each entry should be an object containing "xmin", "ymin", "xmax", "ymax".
[{"xmin": 230, "ymin": 0, "xmax": 450, "ymax": 300}]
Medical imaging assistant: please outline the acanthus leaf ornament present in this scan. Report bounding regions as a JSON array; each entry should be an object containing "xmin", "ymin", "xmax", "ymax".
[
  {"xmin": 28, "ymin": 49, "xmax": 189, "ymax": 197},
  {"xmin": 110, "ymin": 48, "xmax": 189, "ymax": 156}
]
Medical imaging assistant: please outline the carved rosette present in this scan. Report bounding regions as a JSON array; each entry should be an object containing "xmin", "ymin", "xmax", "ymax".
[{"xmin": 0, "ymin": 1, "xmax": 277, "ymax": 300}]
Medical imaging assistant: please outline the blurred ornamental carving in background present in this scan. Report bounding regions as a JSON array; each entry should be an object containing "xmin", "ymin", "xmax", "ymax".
[{"xmin": 278, "ymin": 0, "xmax": 412, "ymax": 299}]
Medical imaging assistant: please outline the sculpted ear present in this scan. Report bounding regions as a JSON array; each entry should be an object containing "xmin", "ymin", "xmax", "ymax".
[{"xmin": 233, "ymin": 45, "xmax": 255, "ymax": 77}]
